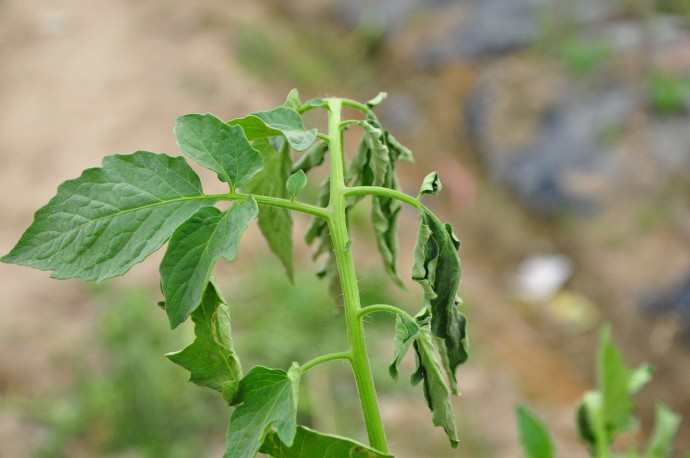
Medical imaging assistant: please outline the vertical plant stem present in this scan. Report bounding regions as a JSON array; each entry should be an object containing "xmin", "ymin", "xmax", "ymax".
[{"xmin": 327, "ymin": 98, "xmax": 389, "ymax": 453}]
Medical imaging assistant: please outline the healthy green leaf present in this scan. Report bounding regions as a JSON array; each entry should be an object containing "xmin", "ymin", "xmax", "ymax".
[
  {"xmin": 224, "ymin": 364, "xmax": 301, "ymax": 458},
  {"xmin": 412, "ymin": 212, "xmax": 468, "ymax": 393},
  {"xmin": 516, "ymin": 406, "xmax": 556, "ymax": 458},
  {"xmin": 244, "ymin": 138, "xmax": 295, "ymax": 282},
  {"xmin": 175, "ymin": 114, "xmax": 264, "ymax": 190},
  {"xmin": 227, "ymin": 106, "xmax": 317, "ymax": 152},
  {"xmin": 166, "ymin": 278, "xmax": 242, "ymax": 393},
  {"xmin": 410, "ymin": 308, "xmax": 459, "ymax": 448},
  {"xmin": 645, "ymin": 403, "xmax": 681, "ymax": 458},
  {"xmin": 419, "ymin": 171, "xmax": 442, "ymax": 196},
  {"xmin": 389, "ymin": 312, "xmax": 421, "ymax": 380},
  {"xmin": 160, "ymin": 197, "xmax": 258, "ymax": 328},
  {"xmin": 260, "ymin": 425, "xmax": 393, "ymax": 458},
  {"xmin": 366, "ymin": 92, "xmax": 388, "ymax": 108},
  {"xmin": 286, "ymin": 170, "xmax": 307, "ymax": 200},
  {"xmin": 1, "ymin": 151, "xmax": 214, "ymax": 282},
  {"xmin": 284, "ymin": 88, "xmax": 302, "ymax": 111}
]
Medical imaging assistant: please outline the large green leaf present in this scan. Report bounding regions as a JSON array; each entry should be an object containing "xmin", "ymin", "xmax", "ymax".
[
  {"xmin": 410, "ymin": 309, "xmax": 459, "ymax": 448},
  {"xmin": 516, "ymin": 406, "xmax": 556, "ymax": 458},
  {"xmin": 1, "ymin": 151, "xmax": 213, "ymax": 282},
  {"xmin": 166, "ymin": 279, "xmax": 242, "ymax": 394},
  {"xmin": 244, "ymin": 138, "xmax": 295, "ymax": 282},
  {"xmin": 260, "ymin": 425, "xmax": 393, "ymax": 458},
  {"xmin": 412, "ymin": 212, "xmax": 468, "ymax": 393},
  {"xmin": 160, "ymin": 198, "xmax": 258, "ymax": 328},
  {"xmin": 224, "ymin": 364, "xmax": 301, "ymax": 458},
  {"xmin": 227, "ymin": 106, "xmax": 317, "ymax": 152},
  {"xmin": 175, "ymin": 113, "xmax": 264, "ymax": 190}
]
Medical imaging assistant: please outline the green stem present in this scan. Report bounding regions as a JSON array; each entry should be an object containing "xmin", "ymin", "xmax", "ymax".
[
  {"xmin": 205, "ymin": 192, "xmax": 329, "ymax": 220},
  {"xmin": 341, "ymin": 99, "xmax": 378, "ymax": 119},
  {"xmin": 344, "ymin": 185, "xmax": 446, "ymax": 228},
  {"xmin": 301, "ymin": 351, "xmax": 352, "ymax": 374},
  {"xmin": 327, "ymin": 98, "xmax": 389, "ymax": 453},
  {"xmin": 358, "ymin": 303, "xmax": 414, "ymax": 322}
]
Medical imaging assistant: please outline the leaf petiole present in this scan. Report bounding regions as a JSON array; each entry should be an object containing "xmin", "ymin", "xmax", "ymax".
[
  {"xmin": 301, "ymin": 351, "xmax": 353, "ymax": 374},
  {"xmin": 206, "ymin": 191, "xmax": 330, "ymax": 221},
  {"xmin": 357, "ymin": 303, "xmax": 414, "ymax": 322}
]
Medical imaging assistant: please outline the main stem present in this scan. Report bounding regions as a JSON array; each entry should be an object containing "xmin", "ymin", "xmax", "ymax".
[{"xmin": 327, "ymin": 98, "xmax": 389, "ymax": 453}]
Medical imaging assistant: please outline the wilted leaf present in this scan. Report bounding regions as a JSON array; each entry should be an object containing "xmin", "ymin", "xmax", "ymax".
[
  {"xmin": 366, "ymin": 92, "xmax": 388, "ymax": 108},
  {"xmin": 244, "ymin": 138, "xmax": 295, "ymax": 282},
  {"xmin": 645, "ymin": 403, "xmax": 681, "ymax": 458},
  {"xmin": 412, "ymin": 212, "xmax": 467, "ymax": 393},
  {"xmin": 419, "ymin": 172, "xmax": 442, "ymax": 196},
  {"xmin": 410, "ymin": 308, "xmax": 459, "ymax": 448},
  {"xmin": 389, "ymin": 312, "xmax": 420, "ymax": 380},
  {"xmin": 2, "ymin": 152, "xmax": 214, "ymax": 282}
]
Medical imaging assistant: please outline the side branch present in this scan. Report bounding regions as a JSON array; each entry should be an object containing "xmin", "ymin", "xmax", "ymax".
[
  {"xmin": 301, "ymin": 351, "xmax": 353, "ymax": 374},
  {"xmin": 206, "ymin": 192, "xmax": 330, "ymax": 221},
  {"xmin": 344, "ymin": 186, "xmax": 448, "ymax": 236},
  {"xmin": 357, "ymin": 304, "xmax": 415, "ymax": 322}
]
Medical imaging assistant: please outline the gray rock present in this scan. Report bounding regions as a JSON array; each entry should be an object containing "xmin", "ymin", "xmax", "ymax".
[
  {"xmin": 466, "ymin": 62, "xmax": 637, "ymax": 216},
  {"xmin": 649, "ymin": 116, "xmax": 690, "ymax": 172},
  {"xmin": 643, "ymin": 271, "xmax": 690, "ymax": 343}
]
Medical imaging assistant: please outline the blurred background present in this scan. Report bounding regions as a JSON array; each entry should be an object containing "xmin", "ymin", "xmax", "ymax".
[{"xmin": 1, "ymin": 0, "xmax": 689, "ymax": 456}]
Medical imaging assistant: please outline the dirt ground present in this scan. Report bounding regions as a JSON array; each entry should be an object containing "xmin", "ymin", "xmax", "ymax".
[{"xmin": 1, "ymin": 1, "xmax": 688, "ymax": 457}]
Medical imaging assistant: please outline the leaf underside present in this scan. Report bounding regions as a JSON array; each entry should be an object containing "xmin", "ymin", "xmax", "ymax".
[
  {"xmin": 166, "ymin": 278, "xmax": 242, "ymax": 394},
  {"xmin": 260, "ymin": 425, "xmax": 393, "ymax": 458},
  {"xmin": 224, "ymin": 364, "xmax": 301, "ymax": 458},
  {"xmin": 2, "ymin": 151, "xmax": 214, "ymax": 282},
  {"xmin": 160, "ymin": 197, "xmax": 258, "ymax": 328},
  {"xmin": 227, "ymin": 106, "xmax": 317, "ymax": 152},
  {"xmin": 389, "ymin": 308, "xmax": 459, "ymax": 448}
]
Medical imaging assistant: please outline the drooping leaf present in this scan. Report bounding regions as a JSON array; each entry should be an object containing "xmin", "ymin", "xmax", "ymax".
[
  {"xmin": 160, "ymin": 198, "xmax": 258, "ymax": 328},
  {"xmin": 286, "ymin": 170, "xmax": 307, "ymax": 200},
  {"xmin": 227, "ymin": 106, "xmax": 317, "ymax": 152},
  {"xmin": 175, "ymin": 114, "xmax": 264, "ymax": 190},
  {"xmin": 244, "ymin": 138, "xmax": 295, "ymax": 282},
  {"xmin": 260, "ymin": 425, "xmax": 393, "ymax": 458},
  {"xmin": 346, "ymin": 117, "xmax": 413, "ymax": 288},
  {"xmin": 224, "ymin": 364, "xmax": 301, "ymax": 458},
  {"xmin": 389, "ymin": 312, "xmax": 421, "ymax": 380},
  {"xmin": 575, "ymin": 391, "xmax": 601, "ymax": 449},
  {"xmin": 645, "ymin": 403, "xmax": 681, "ymax": 458},
  {"xmin": 410, "ymin": 308, "xmax": 459, "ymax": 448},
  {"xmin": 516, "ymin": 406, "xmax": 556, "ymax": 458},
  {"xmin": 412, "ymin": 212, "xmax": 468, "ymax": 393},
  {"xmin": 1, "ymin": 152, "xmax": 214, "ymax": 282},
  {"xmin": 292, "ymin": 141, "xmax": 328, "ymax": 174},
  {"xmin": 366, "ymin": 92, "xmax": 388, "ymax": 108},
  {"xmin": 166, "ymin": 278, "xmax": 242, "ymax": 393},
  {"xmin": 419, "ymin": 171, "xmax": 442, "ymax": 196}
]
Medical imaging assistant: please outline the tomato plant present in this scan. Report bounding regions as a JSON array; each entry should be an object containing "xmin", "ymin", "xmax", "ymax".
[{"xmin": 3, "ymin": 91, "xmax": 468, "ymax": 457}]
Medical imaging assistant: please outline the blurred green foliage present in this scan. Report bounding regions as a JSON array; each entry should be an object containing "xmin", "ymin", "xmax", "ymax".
[
  {"xmin": 34, "ymin": 287, "xmax": 227, "ymax": 457},
  {"xmin": 649, "ymin": 72, "xmax": 690, "ymax": 115}
]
